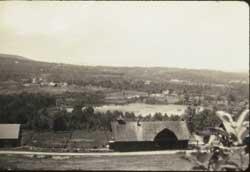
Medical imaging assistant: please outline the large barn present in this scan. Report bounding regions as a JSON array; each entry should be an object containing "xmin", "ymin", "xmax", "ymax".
[
  {"xmin": 0, "ymin": 124, "xmax": 21, "ymax": 147},
  {"xmin": 109, "ymin": 120, "xmax": 190, "ymax": 151}
]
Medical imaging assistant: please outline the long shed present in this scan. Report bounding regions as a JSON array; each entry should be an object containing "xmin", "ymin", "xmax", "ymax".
[
  {"xmin": 0, "ymin": 124, "xmax": 21, "ymax": 147},
  {"xmin": 110, "ymin": 121, "xmax": 190, "ymax": 151}
]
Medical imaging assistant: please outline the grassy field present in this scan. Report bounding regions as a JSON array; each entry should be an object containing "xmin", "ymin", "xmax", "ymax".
[
  {"xmin": 0, "ymin": 151, "xmax": 248, "ymax": 171},
  {"xmin": 0, "ymin": 153, "xmax": 193, "ymax": 171},
  {"xmin": 21, "ymin": 130, "xmax": 112, "ymax": 151}
]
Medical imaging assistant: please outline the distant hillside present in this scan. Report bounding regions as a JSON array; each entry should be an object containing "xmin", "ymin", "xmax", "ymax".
[
  {"xmin": 0, "ymin": 53, "xmax": 31, "ymax": 61},
  {"xmin": 0, "ymin": 53, "xmax": 248, "ymax": 85}
]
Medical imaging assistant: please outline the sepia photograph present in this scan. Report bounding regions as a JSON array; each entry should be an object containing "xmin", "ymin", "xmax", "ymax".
[{"xmin": 0, "ymin": 0, "xmax": 249, "ymax": 171}]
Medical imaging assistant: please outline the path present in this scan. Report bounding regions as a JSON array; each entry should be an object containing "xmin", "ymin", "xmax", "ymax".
[{"xmin": 0, "ymin": 149, "xmax": 205, "ymax": 156}]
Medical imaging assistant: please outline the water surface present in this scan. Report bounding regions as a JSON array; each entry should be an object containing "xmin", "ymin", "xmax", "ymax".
[{"xmin": 95, "ymin": 103, "xmax": 187, "ymax": 116}]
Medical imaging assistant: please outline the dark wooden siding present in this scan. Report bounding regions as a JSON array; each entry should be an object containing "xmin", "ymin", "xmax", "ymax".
[
  {"xmin": 109, "ymin": 140, "xmax": 189, "ymax": 151},
  {"xmin": 0, "ymin": 139, "xmax": 21, "ymax": 147}
]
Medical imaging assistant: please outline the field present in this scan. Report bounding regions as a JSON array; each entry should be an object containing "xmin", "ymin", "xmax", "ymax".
[
  {"xmin": 95, "ymin": 103, "xmax": 187, "ymax": 117},
  {"xmin": 21, "ymin": 130, "xmax": 112, "ymax": 151},
  {"xmin": 0, "ymin": 152, "xmax": 197, "ymax": 171},
  {"xmin": 0, "ymin": 151, "xmax": 248, "ymax": 171}
]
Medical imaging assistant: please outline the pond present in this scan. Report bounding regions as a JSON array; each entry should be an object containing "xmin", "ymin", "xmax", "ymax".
[{"xmin": 94, "ymin": 103, "xmax": 187, "ymax": 117}]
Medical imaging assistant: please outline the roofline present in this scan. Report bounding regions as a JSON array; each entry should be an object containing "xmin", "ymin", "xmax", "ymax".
[{"xmin": 111, "ymin": 121, "xmax": 187, "ymax": 123}]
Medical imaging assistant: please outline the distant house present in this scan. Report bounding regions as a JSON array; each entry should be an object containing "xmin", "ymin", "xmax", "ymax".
[
  {"xmin": 162, "ymin": 90, "xmax": 170, "ymax": 95},
  {"xmin": 144, "ymin": 80, "xmax": 151, "ymax": 85},
  {"xmin": 49, "ymin": 82, "xmax": 57, "ymax": 87},
  {"xmin": 61, "ymin": 82, "xmax": 68, "ymax": 87},
  {"xmin": 0, "ymin": 124, "xmax": 21, "ymax": 147},
  {"xmin": 66, "ymin": 107, "xmax": 74, "ymax": 113},
  {"xmin": 150, "ymin": 93, "xmax": 164, "ymax": 98},
  {"xmin": 109, "ymin": 121, "xmax": 190, "ymax": 151},
  {"xmin": 23, "ymin": 83, "xmax": 31, "ymax": 87}
]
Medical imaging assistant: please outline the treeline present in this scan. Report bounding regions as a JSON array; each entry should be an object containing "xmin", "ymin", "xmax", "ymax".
[
  {"xmin": 0, "ymin": 92, "xmax": 232, "ymax": 133},
  {"xmin": 45, "ymin": 108, "xmax": 183, "ymax": 132},
  {"xmin": 72, "ymin": 79, "xmax": 248, "ymax": 102},
  {"xmin": 0, "ymin": 92, "xmax": 105, "ymax": 130},
  {"xmin": 51, "ymin": 105, "xmax": 223, "ymax": 133},
  {"xmin": 0, "ymin": 92, "xmax": 183, "ymax": 132},
  {"xmin": 0, "ymin": 93, "xmax": 55, "ymax": 125}
]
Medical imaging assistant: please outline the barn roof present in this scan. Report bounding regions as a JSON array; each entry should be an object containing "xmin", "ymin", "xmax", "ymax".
[
  {"xmin": 111, "ymin": 121, "xmax": 190, "ymax": 142},
  {"xmin": 0, "ymin": 124, "xmax": 21, "ymax": 139}
]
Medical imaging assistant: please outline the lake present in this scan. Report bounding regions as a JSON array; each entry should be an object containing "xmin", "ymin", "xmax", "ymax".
[{"xmin": 94, "ymin": 103, "xmax": 187, "ymax": 117}]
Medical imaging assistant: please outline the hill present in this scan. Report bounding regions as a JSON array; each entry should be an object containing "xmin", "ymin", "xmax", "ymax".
[
  {"xmin": 0, "ymin": 53, "xmax": 31, "ymax": 61},
  {"xmin": 0, "ymin": 53, "xmax": 248, "ymax": 85}
]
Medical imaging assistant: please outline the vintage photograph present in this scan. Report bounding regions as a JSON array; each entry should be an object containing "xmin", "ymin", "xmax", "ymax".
[{"xmin": 0, "ymin": 0, "xmax": 249, "ymax": 171}]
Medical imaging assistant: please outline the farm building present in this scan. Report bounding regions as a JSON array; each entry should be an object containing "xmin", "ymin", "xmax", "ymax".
[
  {"xmin": 109, "ymin": 121, "xmax": 190, "ymax": 151},
  {"xmin": 0, "ymin": 124, "xmax": 21, "ymax": 147}
]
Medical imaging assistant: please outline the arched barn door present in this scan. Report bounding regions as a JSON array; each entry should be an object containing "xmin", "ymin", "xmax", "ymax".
[{"xmin": 154, "ymin": 128, "xmax": 178, "ymax": 149}]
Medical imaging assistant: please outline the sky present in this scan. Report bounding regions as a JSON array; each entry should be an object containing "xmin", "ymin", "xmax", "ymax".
[{"xmin": 0, "ymin": 1, "xmax": 249, "ymax": 72}]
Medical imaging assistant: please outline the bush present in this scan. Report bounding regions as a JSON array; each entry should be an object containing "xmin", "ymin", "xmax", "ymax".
[
  {"xmin": 53, "ymin": 113, "xmax": 68, "ymax": 131},
  {"xmin": 191, "ymin": 109, "xmax": 221, "ymax": 132}
]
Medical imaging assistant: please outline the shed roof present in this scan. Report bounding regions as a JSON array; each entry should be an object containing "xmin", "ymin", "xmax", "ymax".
[
  {"xmin": 111, "ymin": 121, "xmax": 190, "ymax": 142},
  {"xmin": 0, "ymin": 124, "xmax": 21, "ymax": 139}
]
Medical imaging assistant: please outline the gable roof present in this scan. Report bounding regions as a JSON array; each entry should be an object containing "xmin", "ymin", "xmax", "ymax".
[
  {"xmin": 0, "ymin": 124, "xmax": 21, "ymax": 139},
  {"xmin": 111, "ymin": 121, "xmax": 190, "ymax": 142}
]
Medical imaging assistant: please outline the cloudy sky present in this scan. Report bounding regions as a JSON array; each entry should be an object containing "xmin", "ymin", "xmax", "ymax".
[{"xmin": 0, "ymin": 1, "xmax": 248, "ymax": 72}]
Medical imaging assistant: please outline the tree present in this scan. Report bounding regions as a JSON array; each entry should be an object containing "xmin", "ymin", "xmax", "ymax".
[
  {"xmin": 184, "ymin": 106, "xmax": 196, "ymax": 133},
  {"xmin": 83, "ymin": 106, "xmax": 96, "ymax": 130},
  {"xmin": 191, "ymin": 109, "xmax": 221, "ymax": 132},
  {"xmin": 124, "ymin": 112, "xmax": 136, "ymax": 120},
  {"xmin": 163, "ymin": 113, "xmax": 170, "ymax": 121},
  {"xmin": 169, "ymin": 115, "xmax": 181, "ymax": 121},
  {"xmin": 144, "ymin": 114, "xmax": 152, "ymax": 121},
  {"xmin": 153, "ymin": 112, "xmax": 163, "ymax": 121},
  {"xmin": 53, "ymin": 112, "xmax": 68, "ymax": 131},
  {"xmin": 70, "ymin": 105, "xmax": 88, "ymax": 129},
  {"xmin": 228, "ymin": 94, "xmax": 236, "ymax": 103},
  {"xmin": 83, "ymin": 106, "xmax": 94, "ymax": 115},
  {"xmin": 32, "ymin": 108, "xmax": 50, "ymax": 130}
]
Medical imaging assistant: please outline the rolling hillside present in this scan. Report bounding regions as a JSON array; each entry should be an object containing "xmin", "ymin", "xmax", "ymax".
[{"xmin": 0, "ymin": 53, "xmax": 248, "ymax": 85}]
